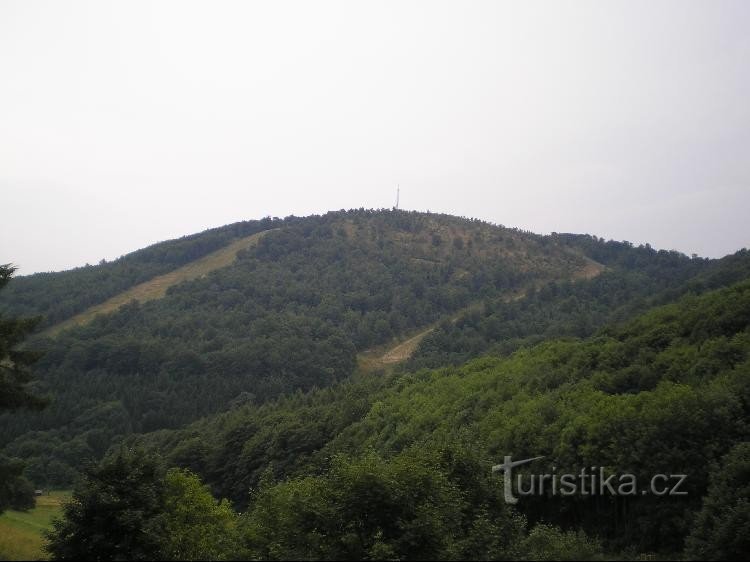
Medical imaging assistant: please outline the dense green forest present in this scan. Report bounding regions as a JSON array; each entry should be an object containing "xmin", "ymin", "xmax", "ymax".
[
  {"xmin": 1, "ymin": 210, "xmax": 587, "ymax": 487},
  {"xmin": 2, "ymin": 210, "xmax": 748, "ymax": 560},
  {"xmin": 122, "ymin": 276, "xmax": 750, "ymax": 559},
  {"xmin": 406, "ymin": 243, "xmax": 750, "ymax": 369},
  {"xmin": 0, "ymin": 217, "xmax": 282, "ymax": 328}
]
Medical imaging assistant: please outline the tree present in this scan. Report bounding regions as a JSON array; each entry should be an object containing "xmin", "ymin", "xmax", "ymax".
[
  {"xmin": 0, "ymin": 264, "xmax": 46, "ymax": 514},
  {"xmin": 684, "ymin": 442, "xmax": 750, "ymax": 561},
  {"xmin": 241, "ymin": 448, "xmax": 526, "ymax": 560},
  {"xmin": 155, "ymin": 468, "xmax": 240, "ymax": 560},
  {"xmin": 0, "ymin": 264, "xmax": 46, "ymax": 411},
  {"xmin": 46, "ymin": 448, "xmax": 240, "ymax": 561},
  {"xmin": 46, "ymin": 447, "xmax": 166, "ymax": 561},
  {"xmin": 0, "ymin": 454, "xmax": 36, "ymax": 512}
]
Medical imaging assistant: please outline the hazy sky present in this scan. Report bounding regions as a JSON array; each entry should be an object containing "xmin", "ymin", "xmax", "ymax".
[{"xmin": 1, "ymin": 0, "xmax": 748, "ymax": 274}]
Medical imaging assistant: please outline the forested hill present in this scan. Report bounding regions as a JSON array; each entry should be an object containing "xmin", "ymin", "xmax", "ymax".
[
  {"xmin": 0, "ymin": 217, "xmax": 282, "ymax": 329},
  {"xmin": 1, "ymin": 209, "xmax": 595, "ymax": 485},
  {"xmin": 3, "ymin": 209, "xmax": 749, "ymax": 559},
  {"xmin": 405, "ymin": 241, "xmax": 750, "ymax": 370},
  {"xmin": 133, "ymin": 275, "xmax": 750, "ymax": 559}
]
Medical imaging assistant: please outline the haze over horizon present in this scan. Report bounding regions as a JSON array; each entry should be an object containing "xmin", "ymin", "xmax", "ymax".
[{"xmin": 2, "ymin": 0, "xmax": 749, "ymax": 274}]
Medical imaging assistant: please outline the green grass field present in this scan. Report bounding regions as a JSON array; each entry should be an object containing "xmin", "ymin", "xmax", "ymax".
[{"xmin": 0, "ymin": 492, "xmax": 69, "ymax": 561}]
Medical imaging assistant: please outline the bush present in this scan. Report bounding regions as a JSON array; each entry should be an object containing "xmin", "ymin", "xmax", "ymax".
[{"xmin": 519, "ymin": 523, "xmax": 602, "ymax": 561}]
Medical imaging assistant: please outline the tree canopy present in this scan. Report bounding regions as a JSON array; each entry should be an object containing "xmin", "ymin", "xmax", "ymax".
[{"xmin": 0, "ymin": 264, "xmax": 46, "ymax": 514}]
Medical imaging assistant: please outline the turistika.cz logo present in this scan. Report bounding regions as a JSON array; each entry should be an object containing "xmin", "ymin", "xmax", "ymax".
[{"xmin": 492, "ymin": 455, "xmax": 688, "ymax": 504}]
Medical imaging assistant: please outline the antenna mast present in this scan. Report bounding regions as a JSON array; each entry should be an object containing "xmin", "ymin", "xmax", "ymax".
[{"xmin": 395, "ymin": 185, "xmax": 400, "ymax": 210}]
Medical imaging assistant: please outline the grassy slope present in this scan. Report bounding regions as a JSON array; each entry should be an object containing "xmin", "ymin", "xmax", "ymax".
[
  {"xmin": 0, "ymin": 492, "xmax": 69, "ymax": 561},
  {"xmin": 44, "ymin": 231, "xmax": 271, "ymax": 336}
]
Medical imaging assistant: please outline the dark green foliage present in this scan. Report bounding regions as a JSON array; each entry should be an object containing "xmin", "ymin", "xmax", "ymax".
[
  {"xmin": 684, "ymin": 442, "xmax": 750, "ymax": 561},
  {"xmin": 2, "ymin": 210, "xmax": 584, "ymax": 486},
  {"xmin": 141, "ymin": 280, "xmax": 750, "ymax": 557},
  {"xmin": 330, "ymin": 283, "xmax": 750, "ymax": 552},
  {"xmin": 406, "ymin": 245, "xmax": 750, "ymax": 370},
  {"xmin": 124, "ymin": 372, "xmax": 390, "ymax": 507},
  {"xmin": 0, "ymin": 218, "xmax": 280, "ymax": 328},
  {"xmin": 46, "ymin": 448, "xmax": 167, "ymax": 560},
  {"xmin": 153, "ymin": 468, "xmax": 240, "ymax": 560},
  {"xmin": 241, "ymin": 446, "xmax": 527, "ymax": 561},
  {"xmin": 190, "ymin": 374, "xmax": 389, "ymax": 506},
  {"xmin": 4, "ymin": 212, "xmax": 750, "ymax": 559},
  {"xmin": 0, "ymin": 264, "xmax": 45, "ymax": 514},
  {"xmin": 0, "ymin": 265, "xmax": 47, "ymax": 412},
  {"xmin": 0, "ymin": 454, "xmax": 36, "ymax": 512},
  {"xmin": 45, "ymin": 448, "xmax": 239, "ymax": 561}
]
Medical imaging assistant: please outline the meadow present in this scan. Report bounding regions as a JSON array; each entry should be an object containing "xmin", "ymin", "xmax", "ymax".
[{"xmin": 0, "ymin": 492, "xmax": 69, "ymax": 561}]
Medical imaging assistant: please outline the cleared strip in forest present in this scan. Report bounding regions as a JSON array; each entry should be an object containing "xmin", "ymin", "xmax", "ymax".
[
  {"xmin": 44, "ymin": 230, "xmax": 272, "ymax": 336},
  {"xmin": 358, "ymin": 256, "xmax": 605, "ymax": 372},
  {"xmin": 356, "ymin": 290, "xmax": 523, "ymax": 373}
]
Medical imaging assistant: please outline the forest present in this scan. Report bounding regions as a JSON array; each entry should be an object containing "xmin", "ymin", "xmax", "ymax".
[
  {"xmin": 1, "ymin": 210, "xmax": 586, "ymax": 486},
  {"xmin": 108, "ymin": 276, "xmax": 748, "ymax": 560},
  {"xmin": 1, "ymin": 210, "xmax": 748, "ymax": 560}
]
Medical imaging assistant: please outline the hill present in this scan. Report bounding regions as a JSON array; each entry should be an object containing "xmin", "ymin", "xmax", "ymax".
[
  {"xmin": 3, "ymin": 208, "xmax": 748, "ymax": 559},
  {"xmin": 0, "ymin": 217, "xmax": 282, "ymax": 329},
  {"xmin": 134, "ymin": 277, "xmax": 750, "ymax": 558},
  {"xmin": 42, "ymin": 230, "xmax": 273, "ymax": 336},
  {"xmin": 1, "ymin": 209, "xmax": 596, "ymax": 486}
]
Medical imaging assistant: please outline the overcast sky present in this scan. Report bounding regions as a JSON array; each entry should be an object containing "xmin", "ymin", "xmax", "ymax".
[{"xmin": 1, "ymin": 0, "xmax": 748, "ymax": 274}]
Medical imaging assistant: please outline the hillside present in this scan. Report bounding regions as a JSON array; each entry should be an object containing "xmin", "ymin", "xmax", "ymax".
[
  {"xmin": 2, "ymin": 209, "xmax": 748, "ymax": 559},
  {"xmin": 405, "ymin": 241, "xmax": 750, "ymax": 370},
  {"xmin": 0, "ymin": 217, "xmax": 282, "ymax": 329},
  {"xmin": 133, "ymin": 277, "xmax": 750, "ymax": 558},
  {"xmin": 42, "ymin": 230, "xmax": 273, "ymax": 336},
  {"xmin": 1, "ymin": 209, "xmax": 596, "ymax": 486}
]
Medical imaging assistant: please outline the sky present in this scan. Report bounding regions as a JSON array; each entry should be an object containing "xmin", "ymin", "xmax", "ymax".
[{"xmin": 1, "ymin": 0, "xmax": 748, "ymax": 274}]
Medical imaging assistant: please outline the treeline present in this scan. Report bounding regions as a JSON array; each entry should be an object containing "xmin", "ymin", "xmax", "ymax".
[
  {"xmin": 129, "ymin": 278, "xmax": 750, "ymax": 559},
  {"xmin": 47, "ymin": 445, "xmax": 603, "ymax": 561},
  {"xmin": 2, "ymin": 210, "xmax": 584, "ymax": 486}
]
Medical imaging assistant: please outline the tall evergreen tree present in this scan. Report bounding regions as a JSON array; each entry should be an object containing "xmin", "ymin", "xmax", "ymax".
[
  {"xmin": 46, "ymin": 448, "xmax": 167, "ymax": 561},
  {"xmin": 0, "ymin": 264, "xmax": 46, "ymax": 411},
  {"xmin": 0, "ymin": 264, "xmax": 46, "ymax": 514}
]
